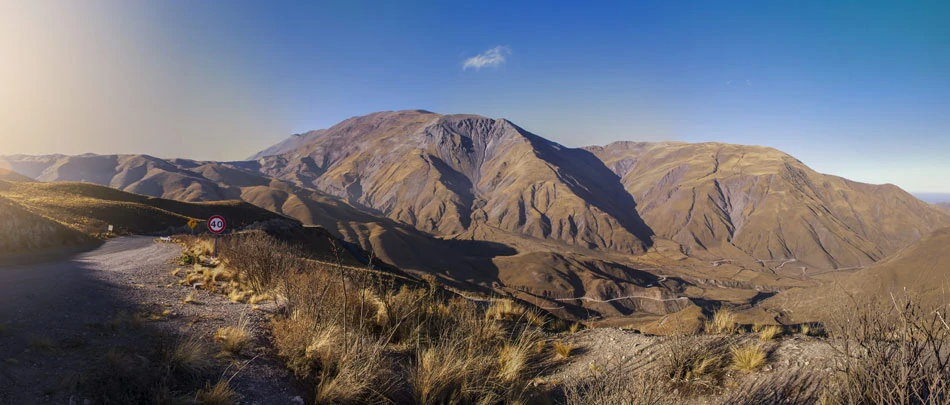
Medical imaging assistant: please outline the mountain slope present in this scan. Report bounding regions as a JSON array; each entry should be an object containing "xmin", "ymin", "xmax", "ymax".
[
  {"xmin": 253, "ymin": 110, "xmax": 654, "ymax": 254},
  {"xmin": 760, "ymin": 227, "xmax": 950, "ymax": 322},
  {"xmin": 247, "ymin": 129, "xmax": 327, "ymax": 160},
  {"xmin": 0, "ymin": 168, "xmax": 33, "ymax": 182},
  {"xmin": 586, "ymin": 141, "xmax": 950, "ymax": 271}
]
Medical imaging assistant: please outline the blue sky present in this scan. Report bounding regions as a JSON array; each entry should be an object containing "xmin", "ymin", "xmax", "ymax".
[{"xmin": 2, "ymin": 1, "xmax": 948, "ymax": 192}]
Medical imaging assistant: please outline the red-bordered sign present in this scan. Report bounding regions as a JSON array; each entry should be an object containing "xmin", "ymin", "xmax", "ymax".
[{"xmin": 207, "ymin": 215, "xmax": 227, "ymax": 234}]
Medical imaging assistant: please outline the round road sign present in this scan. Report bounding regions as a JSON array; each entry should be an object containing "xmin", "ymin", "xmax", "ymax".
[{"xmin": 208, "ymin": 215, "xmax": 227, "ymax": 234}]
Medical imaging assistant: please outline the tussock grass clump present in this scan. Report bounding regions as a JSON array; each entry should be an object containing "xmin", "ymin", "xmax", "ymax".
[
  {"xmin": 485, "ymin": 298, "xmax": 529, "ymax": 321},
  {"xmin": 166, "ymin": 337, "xmax": 213, "ymax": 377},
  {"xmin": 704, "ymin": 308, "xmax": 738, "ymax": 335},
  {"xmin": 553, "ymin": 341, "xmax": 574, "ymax": 359},
  {"xmin": 215, "ymin": 321, "xmax": 252, "ymax": 355},
  {"xmin": 731, "ymin": 343, "xmax": 768, "ymax": 371},
  {"xmin": 758, "ymin": 325, "xmax": 783, "ymax": 341},
  {"xmin": 81, "ymin": 337, "xmax": 221, "ymax": 404},
  {"xmin": 195, "ymin": 380, "xmax": 237, "ymax": 405}
]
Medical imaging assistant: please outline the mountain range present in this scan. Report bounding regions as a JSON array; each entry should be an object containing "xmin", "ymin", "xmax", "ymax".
[{"xmin": 3, "ymin": 110, "xmax": 948, "ymax": 323}]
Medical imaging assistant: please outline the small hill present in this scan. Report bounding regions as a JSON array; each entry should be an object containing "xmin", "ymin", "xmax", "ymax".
[
  {"xmin": 759, "ymin": 227, "xmax": 950, "ymax": 323},
  {"xmin": 0, "ymin": 168, "xmax": 32, "ymax": 182},
  {"xmin": 938, "ymin": 202, "xmax": 950, "ymax": 210},
  {"xmin": 0, "ymin": 181, "xmax": 291, "ymax": 254},
  {"xmin": 0, "ymin": 194, "xmax": 93, "ymax": 255}
]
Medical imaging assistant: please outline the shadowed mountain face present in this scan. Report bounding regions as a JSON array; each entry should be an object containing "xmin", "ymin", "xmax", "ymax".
[
  {"xmin": 2, "ymin": 110, "xmax": 948, "ymax": 321},
  {"xmin": 586, "ymin": 141, "xmax": 950, "ymax": 271}
]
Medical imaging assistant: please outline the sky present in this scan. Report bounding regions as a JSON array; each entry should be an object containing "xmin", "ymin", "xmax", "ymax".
[{"xmin": 1, "ymin": 1, "xmax": 948, "ymax": 193}]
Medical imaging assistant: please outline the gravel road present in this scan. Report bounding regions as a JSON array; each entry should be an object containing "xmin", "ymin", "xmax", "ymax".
[{"xmin": 0, "ymin": 237, "xmax": 302, "ymax": 404}]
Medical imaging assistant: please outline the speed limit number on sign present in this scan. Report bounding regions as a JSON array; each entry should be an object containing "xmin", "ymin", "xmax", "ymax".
[{"xmin": 208, "ymin": 215, "xmax": 227, "ymax": 234}]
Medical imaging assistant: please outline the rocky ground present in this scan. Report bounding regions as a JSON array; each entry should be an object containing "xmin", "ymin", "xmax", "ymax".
[{"xmin": 543, "ymin": 327, "xmax": 837, "ymax": 403}]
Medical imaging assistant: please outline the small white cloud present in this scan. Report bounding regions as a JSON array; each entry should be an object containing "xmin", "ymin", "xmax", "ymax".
[
  {"xmin": 463, "ymin": 46, "xmax": 511, "ymax": 71},
  {"xmin": 745, "ymin": 79, "xmax": 752, "ymax": 87}
]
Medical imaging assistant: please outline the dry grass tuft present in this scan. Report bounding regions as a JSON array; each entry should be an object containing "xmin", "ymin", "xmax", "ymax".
[
  {"xmin": 166, "ymin": 337, "xmax": 212, "ymax": 376},
  {"xmin": 731, "ymin": 343, "xmax": 768, "ymax": 371},
  {"xmin": 485, "ymin": 299, "xmax": 528, "ymax": 321},
  {"xmin": 704, "ymin": 308, "xmax": 738, "ymax": 335},
  {"xmin": 758, "ymin": 325, "xmax": 783, "ymax": 341},
  {"xmin": 248, "ymin": 293, "xmax": 273, "ymax": 305},
  {"xmin": 215, "ymin": 320, "xmax": 252, "ymax": 355},
  {"xmin": 569, "ymin": 322, "xmax": 583, "ymax": 334},
  {"xmin": 183, "ymin": 292, "xmax": 200, "ymax": 305},
  {"xmin": 553, "ymin": 341, "xmax": 574, "ymax": 359},
  {"xmin": 194, "ymin": 380, "xmax": 237, "ymax": 405},
  {"xmin": 228, "ymin": 289, "xmax": 249, "ymax": 303}
]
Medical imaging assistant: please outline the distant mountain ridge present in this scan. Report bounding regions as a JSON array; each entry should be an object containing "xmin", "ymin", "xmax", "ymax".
[{"xmin": 3, "ymin": 110, "xmax": 949, "ymax": 321}]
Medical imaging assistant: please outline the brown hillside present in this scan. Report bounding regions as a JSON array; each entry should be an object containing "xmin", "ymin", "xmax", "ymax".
[
  {"xmin": 0, "ymin": 181, "xmax": 289, "ymax": 236},
  {"xmin": 586, "ymin": 141, "xmax": 950, "ymax": 271},
  {"xmin": 253, "ymin": 110, "xmax": 653, "ymax": 254},
  {"xmin": 759, "ymin": 227, "xmax": 950, "ymax": 323}
]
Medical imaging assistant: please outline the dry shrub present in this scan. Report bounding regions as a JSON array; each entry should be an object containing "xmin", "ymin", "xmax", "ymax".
[
  {"xmin": 719, "ymin": 372, "xmax": 820, "ymax": 405},
  {"xmin": 563, "ymin": 362, "xmax": 675, "ymax": 405},
  {"xmin": 823, "ymin": 293, "xmax": 950, "ymax": 404},
  {"xmin": 221, "ymin": 231, "xmax": 302, "ymax": 293},
  {"xmin": 663, "ymin": 335, "xmax": 728, "ymax": 386},
  {"xmin": 704, "ymin": 308, "xmax": 738, "ymax": 335}
]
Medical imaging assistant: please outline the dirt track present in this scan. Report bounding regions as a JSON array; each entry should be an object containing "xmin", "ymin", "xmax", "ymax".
[{"xmin": 0, "ymin": 237, "xmax": 302, "ymax": 404}]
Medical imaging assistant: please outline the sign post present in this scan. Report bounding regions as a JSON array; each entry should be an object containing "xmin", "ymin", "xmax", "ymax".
[
  {"xmin": 187, "ymin": 218, "xmax": 199, "ymax": 236},
  {"xmin": 207, "ymin": 215, "xmax": 226, "ymax": 257}
]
